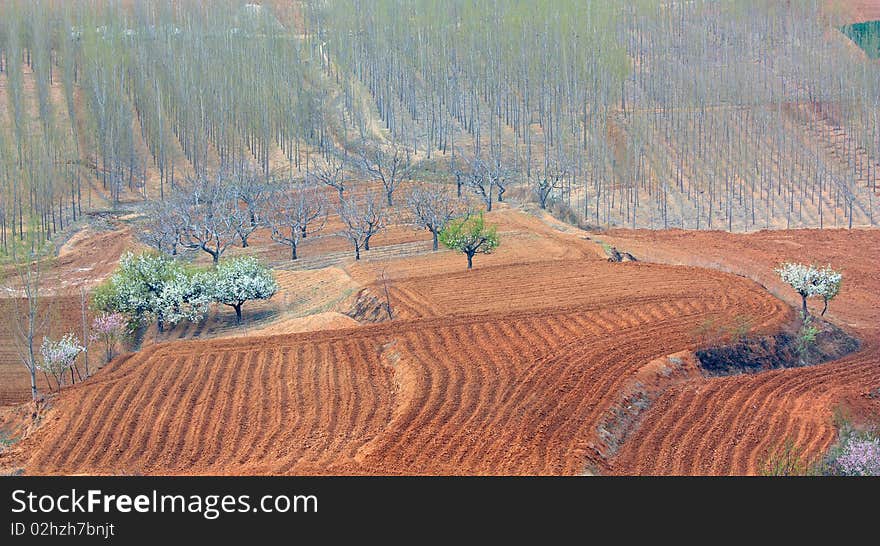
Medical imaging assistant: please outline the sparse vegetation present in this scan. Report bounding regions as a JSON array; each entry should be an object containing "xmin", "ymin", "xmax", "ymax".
[{"xmin": 760, "ymin": 437, "xmax": 822, "ymax": 476}]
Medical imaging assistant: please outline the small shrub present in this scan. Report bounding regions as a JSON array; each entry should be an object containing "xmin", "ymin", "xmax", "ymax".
[
  {"xmin": 795, "ymin": 313, "xmax": 819, "ymax": 366},
  {"xmin": 759, "ymin": 437, "xmax": 821, "ymax": 476}
]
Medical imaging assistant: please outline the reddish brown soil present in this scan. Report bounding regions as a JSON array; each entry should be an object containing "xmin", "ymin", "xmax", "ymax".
[
  {"xmin": 834, "ymin": 0, "xmax": 880, "ymax": 23},
  {"xmin": 0, "ymin": 250, "xmax": 789, "ymax": 475},
  {"xmin": 2, "ymin": 210, "xmax": 875, "ymax": 475},
  {"xmin": 600, "ymin": 228, "xmax": 880, "ymax": 474}
]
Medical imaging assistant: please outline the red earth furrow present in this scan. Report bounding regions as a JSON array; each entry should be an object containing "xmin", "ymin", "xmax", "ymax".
[
  {"xmin": 8, "ymin": 227, "xmax": 875, "ymax": 476},
  {"xmin": 694, "ymin": 365, "xmax": 829, "ymax": 473},
  {"xmin": 733, "ymin": 360, "xmax": 876, "ymax": 472},
  {"xmin": 317, "ymin": 342, "xmax": 357, "ymax": 466},
  {"xmin": 253, "ymin": 347, "xmax": 292, "ymax": 463},
  {"xmin": 41, "ymin": 348, "xmax": 158, "ymax": 465},
  {"xmin": 123, "ymin": 353, "xmax": 202, "ymax": 472},
  {"xmin": 175, "ymin": 353, "xmax": 228, "ymax": 469},
  {"xmin": 627, "ymin": 374, "xmax": 797, "ymax": 475},
  {"xmin": 617, "ymin": 353, "xmax": 880, "ymax": 475},
  {"xmin": 158, "ymin": 352, "xmax": 221, "ymax": 471},
  {"xmin": 445, "ymin": 322, "xmax": 510, "ymax": 467},
  {"xmin": 28, "ymin": 382, "xmax": 117, "ymax": 473},
  {"xmin": 529, "ymin": 312, "xmax": 714, "ymax": 473},
  {"xmin": 293, "ymin": 342, "xmax": 331, "ymax": 468},
  {"xmin": 274, "ymin": 344, "xmax": 310, "ymax": 472},
  {"xmin": 202, "ymin": 352, "xmax": 247, "ymax": 468},
  {"xmin": 337, "ymin": 341, "xmax": 366, "ymax": 460},
  {"xmin": 738, "ymin": 360, "xmax": 880, "ymax": 472},
  {"xmin": 314, "ymin": 341, "xmax": 343, "ymax": 463},
  {"xmin": 700, "ymin": 373, "xmax": 798, "ymax": 473},
  {"xmin": 64, "ymin": 350, "xmax": 172, "ymax": 471},
  {"xmin": 362, "ymin": 334, "xmax": 437, "ymax": 469},
  {"xmin": 391, "ymin": 331, "xmax": 458, "ymax": 470},
  {"xmin": 218, "ymin": 351, "xmax": 269, "ymax": 466},
  {"xmin": 423, "ymin": 324, "xmax": 485, "ymax": 468},
  {"xmin": 347, "ymin": 338, "xmax": 387, "ymax": 460},
  {"xmin": 403, "ymin": 327, "xmax": 468, "ymax": 470},
  {"xmin": 237, "ymin": 347, "xmax": 281, "ymax": 462}
]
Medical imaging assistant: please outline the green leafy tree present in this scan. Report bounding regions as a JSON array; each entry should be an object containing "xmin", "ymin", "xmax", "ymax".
[{"xmin": 439, "ymin": 212, "xmax": 500, "ymax": 269}]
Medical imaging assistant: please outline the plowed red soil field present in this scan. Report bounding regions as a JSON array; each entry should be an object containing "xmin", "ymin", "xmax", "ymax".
[
  {"xmin": 2, "ymin": 210, "xmax": 876, "ymax": 475},
  {"xmin": 600, "ymin": 228, "xmax": 880, "ymax": 474},
  {"xmin": 1, "ymin": 246, "xmax": 790, "ymax": 474}
]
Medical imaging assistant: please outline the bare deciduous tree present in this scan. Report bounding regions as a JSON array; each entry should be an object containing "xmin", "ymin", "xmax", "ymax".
[
  {"xmin": 406, "ymin": 183, "xmax": 462, "ymax": 251},
  {"xmin": 534, "ymin": 159, "xmax": 570, "ymax": 210},
  {"xmin": 139, "ymin": 198, "xmax": 184, "ymax": 256},
  {"xmin": 338, "ymin": 192, "xmax": 387, "ymax": 260},
  {"xmin": 231, "ymin": 162, "xmax": 272, "ymax": 247},
  {"xmin": 176, "ymin": 172, "xmax": 243, "ymax": 265},
  {"xmin": 7, "ymin": 239, "xmax": 52, "ymax": 403},
  {"xmin": 267, "ymin": 180, "xmax": 327, "ymax": 260},
  {"xmin": 307, "ymin": 153, "xmax": 347, "ymax": 200},
  {"xmin": 358, "ymin": 142, "xmax": 416, "ymax": 206}
]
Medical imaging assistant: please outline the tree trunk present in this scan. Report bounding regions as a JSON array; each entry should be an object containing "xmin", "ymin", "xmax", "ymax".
[
  {"xmin": 355, "ymin": 245, "xmax": 361, "ymax": 260},
  {"xmin": 432, "ymin": 230, "xmax": 439, "ymax": 251},
  {"xmin": 466, "ymin": 252, "xmax": 474, "ymax": 269},
  {"xmin": 801, "ymin": 294, "xmax": 809, "ymax": 319},
  {"xmin": 821, "ymin": 298, "xmax": 828, "ymax": 317},
  {"xmin": 387, "ymin": 190, "xmax": 394, "ymax": 206},
  {"xmin": 30, "ymin": 368, "xmax": 37, "ymax": 402},
  {"xmin": 234, "ymin": 304, "xmax": 242, "ymax": 324}
]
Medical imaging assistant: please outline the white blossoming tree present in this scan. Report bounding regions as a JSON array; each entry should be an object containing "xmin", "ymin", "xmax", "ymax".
[
  {"xmin": 208, "ymin": 257, "xmax": 278, "ymax": 324},
  {"xmin": 815, "ymin": 265, "xmax": 842, "ymax": 317},
  {"xmin": 156, "ymin": 268, "xmax": 213, "ymax": 328},
  {"xmin": 38, "ymin": 333, "xmax": 86, "ymax": 392},
  {"xmin": 93, "ymin": 252, "xmax": 210, "ymax": 332},
  {"xmin": 775, "ymin": 262, "xmax": 843, "ymax": 319}
]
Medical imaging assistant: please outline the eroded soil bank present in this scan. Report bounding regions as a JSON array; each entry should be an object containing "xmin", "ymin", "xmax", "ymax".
[{"xmin": 697, "ymin": 316, "xmax": 860, "ymax": 376}]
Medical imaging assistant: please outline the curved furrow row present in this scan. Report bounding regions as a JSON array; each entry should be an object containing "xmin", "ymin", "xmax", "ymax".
[
  {"xmin": 203, "ymin": 351, "xmax": 247, "ymax": 468},
  {"xmin": 129, "ymin": 352, "xmax": 206, "ymax": 472},
  {"xmin": 154, "ymin": 352, "xmax": 217, "ymax": 470},
  {"xmin": 67, "ymin": 351, "xmax": 177, "ymax": 471},
  {"xmin": 226, "ymin": 349, "xmax": 269, "ymax": 467}
]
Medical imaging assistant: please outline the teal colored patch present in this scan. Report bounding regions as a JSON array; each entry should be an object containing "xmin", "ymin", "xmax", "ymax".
[{"xmin": 841, "ymin": 21, "xmax": 880, "ymax": 59}]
